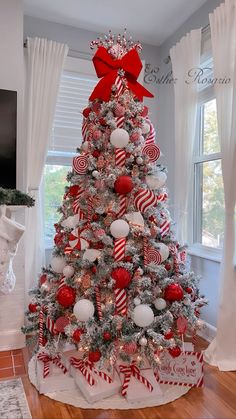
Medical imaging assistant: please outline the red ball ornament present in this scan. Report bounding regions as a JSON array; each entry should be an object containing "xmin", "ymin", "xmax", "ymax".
[
  {"xmin": 103, "ymin": 331, "xmax": 112, "ymax": 341},
  {"xmin": 186, "ymin": 287, "xmax": 193, "ymax": 294},
  {"xmin": 55, "ymin": 316, "xmax": 70, "ymax": 333},
  {"xmin": 91, "ymin": 266, "xmax": 97, "ymax": 274},
  {"xmin": 83, "ymin": 107, "xmax": 91, "ymax": 118},
  {"xmin": 164, "ymin": 284, "xmax": 184, "ymax": 301},
  {"xmin": 88, "ymin": 350, "xmax": 101, "ymax": 363},
  {"xmin": 73, "ymin": 328, "xmax": 82, "ymax": 343},
  {"xmin": 56, "ymin": 285, "xmax": 76, "ymax": 307},
  {"xmin": 54, "ymin": 232, "xmax": 63, "ymax": 246},
  {"xmin": 28, "ymin": 303, "xmax": 38, "ymax": 313},
  {"xmin": 92, "ymin": 150, "xmax": 101, "ymax": 158},
  {"xmin": 123, "ymin": 342, "xmax": 137, "ymax": 354},
  {"xmin": 69, "ymin": 185, "xmax": 81, "ymax": 196},
  {"xmin": 39, "ymin": 274, "xmax": 47, "ymax": 286},
  {"xmin": 164, "ymin": 330, "xmax": 174, "ymax": 340},
  {"xmin": 125, "ymin": 255, "xmax": 132, "ymax": 262},
  {"xmin": 114, "ymin": 176, "xmax": 134, "ymax": 195},
  {"xmin": 165, "ymin": 263, "xmax": 172, "ymax": 271},
  {"xmin": 111, "ymin": 267, "xmax": 132, "ymax": 289},
  {"xmin": 169, "ymin": 346, "xmax": 181, "ymax": 358},
  {"xmin": 149, "ymin": 215, "xmax": 156, "ymax": 222},
  {"xmin": 92, "ymin": 214, "xmax": 99, "ymax": 221},
  {"xmin": 99, "ymin": 117, "xmax": 107, "ymax": 126}
]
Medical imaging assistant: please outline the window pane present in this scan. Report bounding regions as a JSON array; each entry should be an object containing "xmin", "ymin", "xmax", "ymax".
[
  {"xmin": 44, "ymin": 165, "xmax": 69, "ymax": 246},
  {"xmin": 199, "ymin": 159, "xmax": 224, "ymax": 248},
  {"xmin": 203, "ymin": 99, "xmax": 220, "ymax": 154}
]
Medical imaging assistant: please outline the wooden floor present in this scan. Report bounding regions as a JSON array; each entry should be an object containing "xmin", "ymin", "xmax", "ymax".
[{"xmin": 1, "ymin": 338, "xmax": 236, "ymax": 419}]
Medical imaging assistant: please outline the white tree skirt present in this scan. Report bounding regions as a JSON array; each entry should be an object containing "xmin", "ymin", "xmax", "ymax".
[{"xmin": 28, "ymin": 356, "xmax": 191, "ymax": 409}]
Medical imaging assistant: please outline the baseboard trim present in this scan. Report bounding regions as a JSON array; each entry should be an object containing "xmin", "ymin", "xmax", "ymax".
[
  {"xmin": 197, "ymin": 320, "xmax": 217, "ymax": 342},
  {"xmin": 0, "ymin": 329, "xmax": 26, "ymax": 351}
]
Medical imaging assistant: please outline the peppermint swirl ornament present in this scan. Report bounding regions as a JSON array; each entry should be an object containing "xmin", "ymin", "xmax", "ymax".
[
  {"xmin": 142, "ymin": 143, "xmax": 160, "ymax": 163},
  {"xmin": 146, "ymin": 248, "xmax": 162, "ymax": 265},
  {"xmin": 73, "ymin": 155, "xmax": 88, "ymax": 174}
]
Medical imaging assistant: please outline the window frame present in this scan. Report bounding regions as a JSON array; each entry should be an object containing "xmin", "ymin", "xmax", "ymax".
[{"xmin": 188, "ymin": 78, "xmax": 223, "ymax": 262}]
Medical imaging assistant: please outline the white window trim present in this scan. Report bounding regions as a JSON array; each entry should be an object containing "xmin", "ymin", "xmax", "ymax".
[{"xmin": 188, "ymin": 72, "xmax": 223, "ymax": 263}]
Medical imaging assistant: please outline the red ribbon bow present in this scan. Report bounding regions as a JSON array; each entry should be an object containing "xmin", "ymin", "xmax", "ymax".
[
  {"xmin": 70, "ymin": 357, "xmax": 112, "ymax": 386},
  {"xmin": 37, "ymin": 352, "xmax": 67, "ymax": 378},
  {"xmin": 89, "ymin": 47, "xmax": 154, "ymax": 102},
  {"xmin": 119, "ymin": 362, "xmax": 153, "ymax": 396}
]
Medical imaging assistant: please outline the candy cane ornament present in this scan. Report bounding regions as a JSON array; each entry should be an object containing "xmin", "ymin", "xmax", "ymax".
[
  {"xmin": 95, "ymin": 285, "xmax": 103, "ymax": 321},
  {"xmin": 113, "ymin": 238, "xmax": 126, "ymax": 262},
  {"xmin": 115, "ymin": 288, "xmax": 127, "ymax": 315},
  {"xmin": 169, "ymin": 244, "xmax": 179, "ymax": 276},
  {"xmin": 118, "ymin": 195, "xmax": 127, "ymax": 218},
  {"xmin": 38, "ymin": 308, "xmax": 44, "ymax": 347},
  {"xmin": 115, "ymin": 148, "xmax": 126, "ymax": 167}
]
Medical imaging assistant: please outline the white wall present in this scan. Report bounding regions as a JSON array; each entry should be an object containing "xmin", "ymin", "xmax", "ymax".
[
  {"xmin": 157, "ymin": 0, "xmax": 223, "ymax": 328},
  {"xmin": 0, "ymin": 0, "xmax": 25, "ymax": 349}
]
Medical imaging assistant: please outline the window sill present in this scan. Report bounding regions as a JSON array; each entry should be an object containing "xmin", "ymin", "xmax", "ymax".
[{"xmin": 187, "ymin": 243, "xmax": 222, "ymax": 263}]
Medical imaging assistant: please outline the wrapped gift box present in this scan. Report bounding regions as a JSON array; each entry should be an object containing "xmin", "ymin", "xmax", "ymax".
[
  {"xmin": 36, "ymin": 353, "xmax": 76, "ymax": 394},
  {"xmin": 117, "ymin": 362, "xmax": 163, "ymax": 404},
  {"xmin": 69, "ymin": 357, "xmax": 121, "ymax": 403}
]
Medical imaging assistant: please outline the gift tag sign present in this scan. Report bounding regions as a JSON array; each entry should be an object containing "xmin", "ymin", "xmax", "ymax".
[{"xmin": 156, "ymin": 351, "xmax": 203, "ymax": 387}]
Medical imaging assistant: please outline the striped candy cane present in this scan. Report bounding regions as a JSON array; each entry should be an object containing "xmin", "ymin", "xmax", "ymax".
[
  {"xmin": 113, "ymin": 238, "xmax": 126, "ymax": 262},
  {"xmin": 145, "ymin": 119, "xmax": 156, "ymax": 144},
  {"xmin": 114, "ymin": 75, "xmax": 124, "ymax": 97},
  {"xmin": 143, "ymin": 237, "xmax": 148, "ymax": 266},
  {"xmin": 38, "ymin": 308, "xmax": 44, "ymax": 347},
  {"xmin": 115, "ymin": 288, "xmax": 127, "ymax": 315},
  {"xmin": 169, "ymin": 244, "xmax": 179, "ymax": 276},
  {"xmin": 115, "ymin": 148, "xmax": 126, "ymax": 167},
  {"xmin": 116, "ymin": 116, "xmax": 125, "ymax": 128},
  {"xmin": 82, "ymin": 119, "xmax": 89, "ymax": 141},
  {"xmin": 87, "ymin": 196, "xmax": 93, "ymax": 224},
  {"xmin": 118, "ymin": 195, "xmax": 127, "ymax": 218},
  {"xmin": 95, "ymin": 285, "xmax": 103, "ymax": 321}
]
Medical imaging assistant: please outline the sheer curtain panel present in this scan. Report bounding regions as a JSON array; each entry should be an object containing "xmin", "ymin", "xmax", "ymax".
[
  {"xmin": 25, "ymin": 38, "xmax": 68, "ymax": 296},
  {"xmin": 204, "ymin": 0, "xmax": 236, "ymax": 371},
  {"xmin": 170, "ymin": 29, "xmax": 201, "ymax": 244}
]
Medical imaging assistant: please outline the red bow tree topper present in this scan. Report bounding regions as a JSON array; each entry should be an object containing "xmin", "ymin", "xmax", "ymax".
[{"xmin": 89, "ymin": 47, "xmax": 154, "ymax": 102}]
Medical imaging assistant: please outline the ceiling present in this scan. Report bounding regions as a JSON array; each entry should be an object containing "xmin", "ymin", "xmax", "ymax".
[{"xmin": 23, "ymin": 0, "xmax": 207, "ymax": 46}]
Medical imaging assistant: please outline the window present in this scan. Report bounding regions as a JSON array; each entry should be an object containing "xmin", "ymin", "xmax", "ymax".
[
  {"xmin": 43, "ymin": 57, "xmax": 97, "ymax": 247},
  {"xmin": 191, "ymin": 61, "xmax": 224, "ymax": 252}
]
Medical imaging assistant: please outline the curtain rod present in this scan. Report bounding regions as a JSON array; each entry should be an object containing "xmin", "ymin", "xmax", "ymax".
[
  {"xmin": 163, "ymin": 23, "xmax": 210, "ymax": 64},
  {"xmin": 23, "ymin": 40, "xmax": 92, "ymax": 60}
]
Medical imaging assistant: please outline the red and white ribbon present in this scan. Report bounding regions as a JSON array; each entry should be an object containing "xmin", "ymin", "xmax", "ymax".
[
  {"xmin": 159, "ymin": 219, "xmax": 170, "ymax": 237},
  {"xmin": 157, "ymin": 192, "xmax": 168, "ymax": 202},
  {"xmin": 70, "ymin": 357, "xmax": 112, "ymax": 385},
  {"xmin": 118, "ymin": 195, "xmax": 127, "ymax": 218},
  {"xmin": 115, "ymin": 288, "xmax": 127, "ymax": 315},
  {"xmin": 143, "ymin": 237, "xmax": 148, "ymax": 266},
  {"xmin": 169, "ymin": 244, "xmax": 179, "ymax": 276},
  {"xmin": 115, "ymin": 148, "xmax": 126, "ymax": 167},
  {"xmin": 95, "ymin": 285, "xmax": 103, "ymax": 321},
  {"xmin": 37, "ymin": 353, "xmax": 68, "ymax": 378},
  {"xmin": 46, "ymin": 316, "xmax": 58, "ymax": 335},
  {"xmin": 114, "ymin": 238, "xmax": 126, "ymax": 262},
  {"xmin": 119, "ymin": 362, "xmax": 153, "ymax": 397},
  {"xmin": 38, "ymin": 308, "xmax": 44, "ymax": 347},
  {"xmin": 82, "ymin": 118, "xmax": 89, "ymax": 141},
  {"xmin": 87, "ymin": 196, "xmax": 93, "ymax": 224},
  {"xmin": 116, "ymin": 115, "xmax": 125, "ymax": 128},
  {"xmin": 134, "ymin": 189, "xmax": 157, "ymax": 213},
  {"xmin": 72, "ymin": 204, "xmax": 85, "ymax": 219}
]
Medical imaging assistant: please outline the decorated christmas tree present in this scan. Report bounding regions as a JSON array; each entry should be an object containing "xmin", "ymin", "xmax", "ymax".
[{"xmin": 23, "ymin": 32, "xmax": 206, "ymax": 390}]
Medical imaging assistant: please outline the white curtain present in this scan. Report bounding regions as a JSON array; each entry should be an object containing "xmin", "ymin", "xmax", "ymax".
[
  {"xmin": 204, "ymin": 0, "xmax": 236, "ymax": 371},
  {"xmin": 25, "ymin": 38, "xmax": 68, "ymax": 295},
  {"xmin": 170, "ymin": 29, "xmax": 201, "ymax": 244}
]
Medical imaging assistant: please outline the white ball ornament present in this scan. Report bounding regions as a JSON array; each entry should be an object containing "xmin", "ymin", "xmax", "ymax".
[
  {"xmin": 157, "ymin": 243, "xmax": 170, "ymax": 261},
  {"xmin": 133, "ymin": 304, "xmax": 154, "ymax": 327},
  {"xmin": 154, "ymin": 298, "xmax": 167, "ymax": 310},
  {"xmin": 73, "ymin": 299, "xmax": 95, "ymax": 321},
  {"xmin": 63, "ymin": 265, "xmax": 75, "ymax": 278},
  {"xmin": 83, "ymin": 249, "xmax": 101, "ymax": 262},
  {"xmin": 110, "ymin": 219, "xmax": 130, "ymax": 238},
  {"xmin": 51, "ymin": 256, "xmax": 66, "ymax": 274},
  {"xmin": 146, "ymin": 172, "xmax": 167, "ymax": 190},
  {"xmin": 136, "ymin": 157, "xmax": 143, "ymax": 165},
  {"xmin": 133, "ymin": 297, "xmax": 141, "ymax": 306},
  {"xmin": 92, "ymin": 170, "xmax": 99, "ymax": 178},
  {"xmin": 142, "ymin": 122, "xmax": 150, "ymax": 135},
  {"xmin": 139, "ymin": 337, "xmax": 148, "ymax": 346},
  {"xmin": 110, "ymin": 128, "xmax": 129, "ymax": 148}
]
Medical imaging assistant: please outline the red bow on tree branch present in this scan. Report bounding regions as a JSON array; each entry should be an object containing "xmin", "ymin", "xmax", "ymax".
[{"xmin": 89, "ymin": 47, "xmax": 154, "ymax": 102}]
